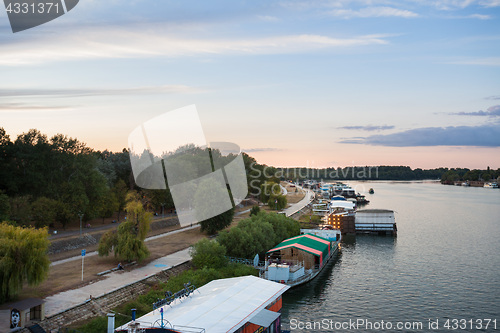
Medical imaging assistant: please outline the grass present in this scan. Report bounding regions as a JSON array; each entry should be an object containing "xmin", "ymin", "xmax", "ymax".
[{"xmin": 74, "ymin": 263, "xmax": 258, "ymax": 333}]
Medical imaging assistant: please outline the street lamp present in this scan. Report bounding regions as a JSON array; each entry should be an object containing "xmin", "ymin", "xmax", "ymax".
[{"xmin": 78, "ymin": 213, "xmax": 84, "ymax": 236}]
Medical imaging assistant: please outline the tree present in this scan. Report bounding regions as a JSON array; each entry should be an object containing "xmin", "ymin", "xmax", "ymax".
[
  {"xmin": 113, "ymin": 179, "xmax": 128, "ymax": 221},
  {"xmin": 98, "ymin": 191, "xmax": 151, "ymax": 261},
  {"xmin": 194, "ymin": 178, "xmax": 235, "ymax": 235},
  {"xmin": 199, "ymin": 209, "xmax": 234, "ymax": 235},
  {"xmin": 0, "ymin": 223, "xmax": 50, "ymax": 302},
  {"xmin": 96, "ymin": 189, "xmax": 119, "ymax": 223},
  {"xmin": 217, "ymin": 212, "xmax": 300, "ymax": 258},
  {"xmin": 0, "ymin": 191, "xmax": 10, "ymax": 222},
  {"xmin": 31, "ymin": 197, "xmax": 58, "ymax": 228},
  {"xmin": 190, "ymin": 239, "xmax": 228, "ymax": 269},
  {"xmin": 249, "ymin": 205, "xmax": 260, "ymax": 216},
  {"xmin": 267, "ymin": 194, "xmax": 287, "ymax": 211}
]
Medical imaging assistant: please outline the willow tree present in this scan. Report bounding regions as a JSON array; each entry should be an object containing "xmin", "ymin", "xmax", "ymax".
[
  {"xmin": 98, "ymin": 191, "xmax": 151, "ymax": 262},
  {"xmin": 0, "ymin": 223, "xmax": 50, "ymax": 302}
]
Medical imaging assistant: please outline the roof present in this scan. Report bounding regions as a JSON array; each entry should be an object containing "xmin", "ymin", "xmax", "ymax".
[
  {"xmin": 267, "ymin": 234, "xmax": 330, "ymax": 263},
  {"xmin": 356, "ymin": 209, "xmax": 394, "ymax": 214},
  {"xmin": 116, "ymin": 275, "xmax": 289, "ymax": 333},
  {"xmin": 0, "ymin": 298, "xmax": 44, "ymax": 311}
]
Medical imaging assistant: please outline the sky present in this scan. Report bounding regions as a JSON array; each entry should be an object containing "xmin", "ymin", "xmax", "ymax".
[{"xmin": 1, "ymin": 0, "xmax": 500, "ymax": 169}]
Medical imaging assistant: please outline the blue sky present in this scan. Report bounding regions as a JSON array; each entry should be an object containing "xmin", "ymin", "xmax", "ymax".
[{"xmin": 1, "ymin": 0, "xmax": 500, "ymax": 169}]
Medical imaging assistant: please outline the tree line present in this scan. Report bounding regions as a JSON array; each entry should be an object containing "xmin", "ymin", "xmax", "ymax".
[{"xmin": 440, "ymin": 167, "xmax": 500, "ymax": 184}]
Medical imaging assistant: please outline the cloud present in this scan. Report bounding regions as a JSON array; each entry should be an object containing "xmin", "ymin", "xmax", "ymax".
[
  {"xmin": 257, "ymin": 15, "xmax": 280, "ymax": 22},
  {"xmin": 485, "ymin": 95, "xmax": 500, "ymax": 100},
  {"xmin": 0, "ymin": 85, "xmax": 202, "ymax": 98},
  {"xmin": 243, "ymin": 148, "xmax": 285, "ymax": 153},
  {"xmin": 339, "ymin": 124, "xmax": 500, "ymax": 147},
  {"xmin": 0, "ymin": 27, "xmax": 391, "ymax": 66},
  {"xmin": 446, "ymin": 57, "xmax": 500, "ymax": 66},
  {"xmin": 480, "ymin": 0, "xmax": 500, "ymax": 7},
  {"xmin": 450, "ymin": 105, "xmax": 500, "ymax": 116},
  {"xmin": 330, "ymin": 6, "xmax": 419, "ymax": 18},
  {"xmin": 0, "ymin": 102, "xmax": 71, "ymax": 112},
  {"xmin": 466, "ymin": 13, "xmax": 492, "ymax": 19},
  {"xmin": 338, "ymin": 125, "xmax": 395, "ymax": 131}
]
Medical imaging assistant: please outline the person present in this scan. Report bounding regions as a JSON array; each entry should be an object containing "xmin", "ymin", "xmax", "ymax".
[
  {"xmin": 117, "ymin": 263, "xmax": 124, "ymax": 270},
  {"xmin": 11, "ymin": 308, "xmax": 20, "ymax": 329}
]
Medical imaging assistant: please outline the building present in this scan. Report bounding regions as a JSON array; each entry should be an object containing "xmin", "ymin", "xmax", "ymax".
[
  {"xmin": 115, "ymin": 275, "xmax": 289, "ymax": 333},
  {"xmin": 0, "ymin": 298, "xmax": 45, "ymax": 332},
  {"xmin": 355, "ymin": 209, "xmax": 397, "ymax": 235}
]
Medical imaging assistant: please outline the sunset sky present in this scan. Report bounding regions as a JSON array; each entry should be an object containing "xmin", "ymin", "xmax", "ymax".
[{"xmin": 1, "ymin": 0, "xmax": 500, "ymax": 169}]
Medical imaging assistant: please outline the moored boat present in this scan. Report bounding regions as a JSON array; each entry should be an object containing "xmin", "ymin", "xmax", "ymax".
[
  {"xmin": 262, "ymin": 229, "xmax": 341, "ymax": 287},
  {"xmin": 484, "ymin": 182, "xmax": 499, "ymax": 188}
]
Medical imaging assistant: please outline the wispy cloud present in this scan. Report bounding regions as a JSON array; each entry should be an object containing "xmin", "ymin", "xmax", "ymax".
[
  {"xmin": 486, "ymin": 95, "xmax": 500, "ymax": 100},
  {"xmin": 480, "ymin": 0, "xmax": 500, "ymax": 7},
  {"xmin": 0, "ymin": 102, "xmax": 71, "ymax": 112},
  {"xmin": 243, "ymin": 148, "xmax": 285, "ymax": 153},
  {"xmin": 330, "ymin": 6, "xmax": 419, "ymax": 18},
  {"xmin": 0, "ymin": 27, "xmax": 391, "ymax": 66},
  {"xmin": 450, "ymin": 105, "xmax": 500, "ymax": 116},
  {"xmin": 339, "ymin": 124, "xmax": 500, "ymax": 147},
  {"xmin": 257, "ymin": 15, "xmax": 280, "ymax": 22},
  {"xmin": 338, "ymin": 125, "xmax": 395, "ymax": 131},
  {"xmin": 0, "ymin": 85, "xmax": 202, "ymax": 98},
  {"xmin": 445, "ymin": 57, "xmax": 500, "ymax": 66},
  {"xmin": 467, "ymin": 13, "xmax": 493, "ymax": 19}
]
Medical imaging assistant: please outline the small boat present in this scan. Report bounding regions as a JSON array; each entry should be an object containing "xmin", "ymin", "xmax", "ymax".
[
  {"xmin": 262, "ymin": 229, "xmax": 341, "ymax": 287},
  {"xmin": 484, "ymin": 182, "xmax": 499, "ymax": 188},
  {"xmin": 355, "ymin": 193, "xmax": 370, "ymax": 205},
  {"xmin": 368, "ymin": 188, "xmax": 374, "ymax": 194}
]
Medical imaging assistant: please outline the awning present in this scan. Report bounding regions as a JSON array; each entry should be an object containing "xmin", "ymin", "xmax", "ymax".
[{"xmin": 248, "ymin": 309, "xmax": 280, "ymax": 327}]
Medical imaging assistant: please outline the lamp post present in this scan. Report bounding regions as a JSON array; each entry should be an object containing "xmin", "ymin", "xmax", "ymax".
[
  {"xmin": 161, "ymin": 203, "xmax": 165, "ymax": 218},
  {"xmin": 78, "ymin": 213, "xmax": 84, "ymax": 236}
]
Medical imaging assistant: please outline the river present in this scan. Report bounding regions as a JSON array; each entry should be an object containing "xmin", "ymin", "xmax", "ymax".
[{"xmin": 281, "ymin": 181, "xmax": 500, "ymax": 332}]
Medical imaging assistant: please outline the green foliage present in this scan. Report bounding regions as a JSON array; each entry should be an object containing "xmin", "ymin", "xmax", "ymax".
[
  {"xmin": 267, "ymin": 194, "xmax": 287, "ymax": 211},
  {"xmin": 31, "ymin": 197, "xmax": 58, "ymax": 228},
  {"xmin": 190, "ymin": 239, "xmax": 228, "ymax": 269},
  {"xmin": 194, "ymin": 177, "xmax": 235, "ymax": 235},
  {"xmin": 97, "ymin": 189, "xmax": 119, "ymax": 223},
  {"xmin": 0, "ymin": 223, "xmax": 50, "ymax": 302},
  {"xmin": 8, "ymin": 196, "xmax": 31, "ymax": 226},
  {"xmin": 249, "ymin": 205, "xmax": 260, "ymax": 216},
  {"xmin": 113, "ymin": 179, "xmax": 128, "ymax": 221},
  {"xmin": 0, "ymin": 191, "xmax": 10, "ymax": 222},
  {"xmin": 199, "ymin": 208, "xmax": 234, "ymax": 235},
  {"xmin": 97, "ymin": 192, "xmax": 151, "ymax": 262},
  {"xmin": 259, "ymin": 181, "xmax": 281, "ymax": 203},
  {"xmin": 217, "ymin": 212, "xmax": 300, "ymax": 258}
]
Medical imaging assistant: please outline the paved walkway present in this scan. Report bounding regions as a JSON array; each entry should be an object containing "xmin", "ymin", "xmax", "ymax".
[
  {"xmin": 284, "ymin": 186, "xmax": 315, "ymax": 217},
  {"xmin": 44, "ymin": 248, "xmax": 191, "ymax": 317},
  {"xmin": 51, "ymin": 224, "xmax": 200, "ymax": 266},
  {"xmin": 43, "ymin": 204, "xmax": 293, "ymax": 317}
]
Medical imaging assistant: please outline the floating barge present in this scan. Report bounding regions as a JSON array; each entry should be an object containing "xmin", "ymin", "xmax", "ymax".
[
  {"xmin": 115, "ymin": 276, "xmax": 289, "ymax": 333},
  {"xmin": 355, "ymin": 209, "xmax": 397, "ymax": 236},
  {"xmin": 262, "ymin": 230, "xmax": 341, "ymax": 287}
]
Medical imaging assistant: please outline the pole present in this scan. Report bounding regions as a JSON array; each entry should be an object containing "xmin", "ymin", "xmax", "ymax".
[
  {"xmin": 81, "ymin": 254, "xmax": 84, "ymax": 281},
  {"xmin": 79, "ymin": 213, "xmax": 84, "ymax": 236}
]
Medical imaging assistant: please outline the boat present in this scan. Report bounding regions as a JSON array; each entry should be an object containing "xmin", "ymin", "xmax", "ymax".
[
  {"xmin": 462, "ymin": 182, "xmax": 470, "ymax": 187},
  {"xmin": 368, "ymin": 188, "xmax": 374, "ymax": 194},
  {"xmin": 261, "ymin": 229, "xmax": 341, "ymax": 287},
  {"xmin": 355, "ymin": 193, "xmax": 370, "ymax": 205},
  {"xmin": 484, "ymin": 182, "xmax": 499, "ymax": 188}
]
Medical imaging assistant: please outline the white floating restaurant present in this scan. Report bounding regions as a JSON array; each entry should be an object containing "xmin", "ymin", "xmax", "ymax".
[{"xmin": 115, "ymin": 275, "xmax": 289, "ymax": 333}]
